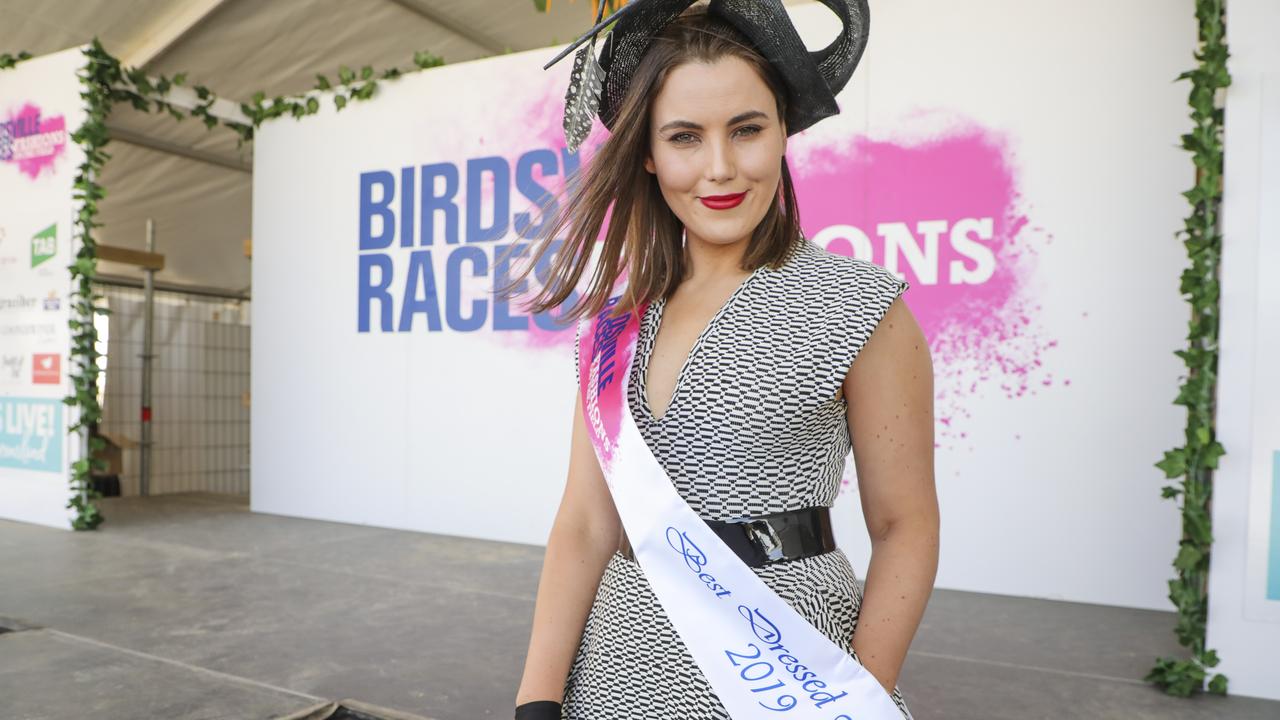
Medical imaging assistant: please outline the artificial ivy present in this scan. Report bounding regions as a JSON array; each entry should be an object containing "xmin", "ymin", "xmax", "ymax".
[
  {"xmin": 1147, "ymin": 0, "xmax": 1231, "ymax": 698},
  {"xmin": 0, "ymin": 51, "xmax": 32, "ymax": 69},
  {"xmin": 2, "ymin": 38, "xmax": 444, "ymax": 529}
]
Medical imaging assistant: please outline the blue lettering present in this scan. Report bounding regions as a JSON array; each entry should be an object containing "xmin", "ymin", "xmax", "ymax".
[
  {"xmin": 514, "ymin": 149, "xmax": 558, "ymax": 238},
  {"xmin": 399, "ymin": 166, "xmax": 416, "ymax": 248},
  {"xmin": 399, "ymin": 250, "xmax": 442, "ymax": 331},
  {"xmin": 421, "ymin": 162, "xmax": 459, "ymax": 245},
  {"xmin": 358, "ymin": 253, "xmax": 395, "ymax": 332},
  {"xmin": 446, "ymin": 246, "xmax": 488, "ymax": 331},
  {"xmin": 492, "ymin": 242, "xmax": 528, "ymax": 330},
  {"xmin": 466, "ymin": 156, "xmax": 509, "ymax": 243},
  {"xmin": 359, "ymin": 171, "xmax": 395, "ymax": 250}
]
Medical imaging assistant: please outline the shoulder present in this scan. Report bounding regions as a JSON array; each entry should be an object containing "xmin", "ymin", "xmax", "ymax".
[{"xmin": 780, "ymin": 239, "xmax": 909, "ymax": 311}]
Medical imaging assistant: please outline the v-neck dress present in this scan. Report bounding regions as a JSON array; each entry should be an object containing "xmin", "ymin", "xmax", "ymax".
[{"xmin": 561, "ymin": 237, "xmax": 914, "ymax": 720}]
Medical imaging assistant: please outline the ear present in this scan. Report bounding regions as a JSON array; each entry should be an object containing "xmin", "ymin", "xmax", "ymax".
[{"xmin": 644, "ymin": 154, "xmax": 655, "ymax": 174}]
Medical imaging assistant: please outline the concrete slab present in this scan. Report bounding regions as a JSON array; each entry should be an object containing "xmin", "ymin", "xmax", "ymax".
[
  {"xmin": 2, "ymin": 493, "xmax": 1277, "ymax": 720},
  {"xmin": 94, "ymin": 493, "xmax": 388, "ymax": 555},
  {"xmin": 909, "ymin": 586, "xmax": 1189, "ymax": 682},
  {"xmin": 0, "ymin": 552, "xmax": 529, "ymax": 720},
  {"xmin": 259, "ymin": 524, "xmax": 545, "ymax": 600},
  {"xmin": 0, "ymin": 629, "xmax": 318, "ymax": 720},
  {"xmin": 897, "ymin": 651, "xmax": 1280, "ymax": 720}
]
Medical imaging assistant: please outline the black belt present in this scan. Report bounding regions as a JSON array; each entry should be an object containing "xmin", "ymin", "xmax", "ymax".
[{"xmin": 619, "ymin": 506, "xmax": 837, "ymax": 568}]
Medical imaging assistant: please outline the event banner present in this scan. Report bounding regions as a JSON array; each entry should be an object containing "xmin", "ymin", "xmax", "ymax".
[
  {"xmin": 0, "ymin": 46, "xmax": 87, "ymax": 529},
  {"xmin": 253, "ymin": 1, "xmax": 1197, "ymax": 609}
]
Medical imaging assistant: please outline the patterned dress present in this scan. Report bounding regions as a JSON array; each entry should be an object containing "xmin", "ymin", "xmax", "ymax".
[{"xmin": 562, "ymin": 236, "xmax": 914, "ymax": 719}]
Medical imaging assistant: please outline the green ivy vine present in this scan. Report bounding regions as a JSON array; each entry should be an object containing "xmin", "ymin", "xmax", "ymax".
[
  {"xmin": 3, "ymin": 38, "xmax": 444, "ymax": 530},
  {"xmin": 1147, "ymin": 0, "xmax": 1231, "ymax": 698}
]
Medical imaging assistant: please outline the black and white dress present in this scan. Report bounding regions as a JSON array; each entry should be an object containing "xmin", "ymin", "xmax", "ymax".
[{"xmin": 562, "ymin": 236, "xmax": 914, "ymax": 719}]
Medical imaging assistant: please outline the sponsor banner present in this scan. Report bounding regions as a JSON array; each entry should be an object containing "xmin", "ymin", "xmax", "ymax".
[{"xmin": 0, "ymin": 45, "xmax": 87, "ymax": 529}]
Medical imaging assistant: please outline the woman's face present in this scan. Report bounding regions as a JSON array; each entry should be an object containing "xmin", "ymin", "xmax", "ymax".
[{"xmin": 644, "ymin": 55, "xmax": 787, "ymax": 252}]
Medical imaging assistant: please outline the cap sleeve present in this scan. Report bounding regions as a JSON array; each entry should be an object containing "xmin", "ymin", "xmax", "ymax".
[{"xmin": 824, "ymin": 261, "xmax": 910, "ymax": 396}]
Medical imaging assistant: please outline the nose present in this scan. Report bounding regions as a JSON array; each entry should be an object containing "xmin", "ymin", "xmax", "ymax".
[{"xmin": 704, "ymin": 134, "xmax": 736, "ymax": 184}]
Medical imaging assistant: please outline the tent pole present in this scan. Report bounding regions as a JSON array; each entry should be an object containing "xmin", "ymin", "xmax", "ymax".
[{"xmin": 139, "ymin": 218, "xmax": 156, "ymax": 497}]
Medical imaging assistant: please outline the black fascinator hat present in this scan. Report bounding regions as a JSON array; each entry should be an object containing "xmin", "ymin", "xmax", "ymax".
[{"xmin": 544, "ymin": 0, "xmax": 870, "ymax": 151}]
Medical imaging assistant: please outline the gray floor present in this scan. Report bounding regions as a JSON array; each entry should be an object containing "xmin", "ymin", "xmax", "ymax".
[{"xmin": 0, "ymin": 493, "xmax": 1275, "ymax": 720}]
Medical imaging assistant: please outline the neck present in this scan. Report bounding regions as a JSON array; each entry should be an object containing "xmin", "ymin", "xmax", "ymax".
[{"xmin": 683, "ymin": 232, "xmax": 752, "ymax": 286}]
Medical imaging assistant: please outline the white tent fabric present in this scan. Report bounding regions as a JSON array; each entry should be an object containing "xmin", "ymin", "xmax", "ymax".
[{"xmin": 5, "ymin": 0, "xmax": 806, "ymax": 292}]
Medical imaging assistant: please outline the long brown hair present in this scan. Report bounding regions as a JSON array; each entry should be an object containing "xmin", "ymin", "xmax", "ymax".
[{"xmin": 498, "ymin": 3, "xmax": 803, "ymax": 323}]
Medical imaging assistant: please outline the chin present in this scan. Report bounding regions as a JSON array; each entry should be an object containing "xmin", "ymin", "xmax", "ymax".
[{"xmin": 685, "ymin": 216, "xmax": 763, "ymax": 246}]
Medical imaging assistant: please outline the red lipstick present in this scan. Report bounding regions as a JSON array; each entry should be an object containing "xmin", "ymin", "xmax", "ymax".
[{"xmin": 699, "ymin": 191, "xmax": 746, "ymax": 210}]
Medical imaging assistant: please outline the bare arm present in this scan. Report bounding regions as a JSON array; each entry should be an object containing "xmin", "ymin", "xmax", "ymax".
[
  {"xmin": 515, "ymin": 388, "xmax": 622, "ymax": 705},
  {"xmin": 842, "ymin": 297, "xmax": 940, "ymax": 692}
]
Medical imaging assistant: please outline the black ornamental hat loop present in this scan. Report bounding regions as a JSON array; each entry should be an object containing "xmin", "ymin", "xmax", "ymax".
[{"xmin": 543, "ymin": 0, "xmax": 870, "ymax": 152}]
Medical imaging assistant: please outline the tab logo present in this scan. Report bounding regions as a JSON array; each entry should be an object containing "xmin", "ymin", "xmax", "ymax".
[{"xmin": 31, "ymin": 223, "xmax": 56, "ymax": 268}]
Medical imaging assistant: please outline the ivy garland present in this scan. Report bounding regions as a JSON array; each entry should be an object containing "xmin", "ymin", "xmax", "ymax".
[
  {"xmin": 1146, "ymin": 0, "xmax": 1231, "ymax": 698},
  {"xmin": 2, "ymin": 39, "xmax": 444, "ymax": 530}
]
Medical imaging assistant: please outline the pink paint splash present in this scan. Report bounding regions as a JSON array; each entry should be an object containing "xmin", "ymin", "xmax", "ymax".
[
  {"xmin": 792, "ymin": 116, "xmax": 1059, "ymax": 491},
  {"xmin": 486, "ymin": 85, "xmax": 612, "ymax": 352},
  {"xmin": 2, "ymin": 104, "xmax": 68, "ymax": 179}
]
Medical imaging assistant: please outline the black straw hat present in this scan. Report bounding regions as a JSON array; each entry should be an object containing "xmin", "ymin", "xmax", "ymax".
[{"xmin": 544, "ymin": 0, "xmax": 870, "ymax": 151}]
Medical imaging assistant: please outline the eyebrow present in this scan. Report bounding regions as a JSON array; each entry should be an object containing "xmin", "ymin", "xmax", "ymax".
[{"xmin": 657, "ymin": 110, "xmax": 769, "ymax": 134}]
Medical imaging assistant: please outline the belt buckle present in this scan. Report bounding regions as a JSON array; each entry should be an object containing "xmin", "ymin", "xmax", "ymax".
[
  {"xmin": 715, "ymin": 515, "xmax": 784, "ymax": 567},
  {"xmin": 740, "ymin": 517, "xmax": 786, "ymax": 563}
]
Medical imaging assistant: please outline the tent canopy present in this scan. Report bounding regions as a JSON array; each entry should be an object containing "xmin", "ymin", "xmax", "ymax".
[{"xmin": 7, "ymin": 0, "xmax": 802, "ymax": 292}]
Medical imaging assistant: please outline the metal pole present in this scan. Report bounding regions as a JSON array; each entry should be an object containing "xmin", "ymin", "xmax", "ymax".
[{"xmin": 139, "ymin": 219, "xmax": 156, "ymax": 496}]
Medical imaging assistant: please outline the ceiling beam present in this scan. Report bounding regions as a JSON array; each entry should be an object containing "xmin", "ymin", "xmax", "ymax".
[
  {"xmin": 383, "ymin": 0, "xmax": 508, "ymax": 55},
  {"xmin": 105, "ymin": 124, "xmax": 252, "ymax": 174},
  {"xmin": 120, "ymin": 0, "xmax": 235, "ymax": 68},
  {"xmin": 152, "ymin": 84, "xmax": 253, "ymax": 127}
]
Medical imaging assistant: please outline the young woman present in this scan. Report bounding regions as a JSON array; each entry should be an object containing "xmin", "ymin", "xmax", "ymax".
[{"xmin": 507, "ymin": 3, "xmax": 938, "ymax": 718}]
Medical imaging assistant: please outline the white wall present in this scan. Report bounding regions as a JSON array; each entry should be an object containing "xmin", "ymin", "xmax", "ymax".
[
  {"xmin": 1205, "ymin": 0, "xmax": 1280, "ymax": 702},
  {"xmin": 253, "ymin": 0, "xmax": 1203, "ymax": 611}
]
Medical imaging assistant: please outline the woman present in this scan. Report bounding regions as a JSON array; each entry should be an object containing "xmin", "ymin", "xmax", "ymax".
[{"xmin": 506, "ymin": 2, "xmax": 938, "ymax": 718}]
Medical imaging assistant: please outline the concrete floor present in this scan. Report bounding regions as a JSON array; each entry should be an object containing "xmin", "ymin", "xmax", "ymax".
[{"xmin": 0, "ymin": 493, "xmax": 1276, "ymax": 720}]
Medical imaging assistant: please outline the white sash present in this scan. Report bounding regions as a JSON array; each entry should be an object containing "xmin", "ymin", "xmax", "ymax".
[{"xmin": 578, "ymin": 296, "xmax": 905, "ymax": 720}]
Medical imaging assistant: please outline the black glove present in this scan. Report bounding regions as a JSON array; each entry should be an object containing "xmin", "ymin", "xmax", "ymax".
[{"xmin": 515, "ymin": 700, "xmax": 562, "ymax": 720}]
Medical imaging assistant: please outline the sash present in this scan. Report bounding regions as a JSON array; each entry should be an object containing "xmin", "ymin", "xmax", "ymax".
[{"xmin": 578, "ymin": 296, "xmax": 906, "ymax": 720}]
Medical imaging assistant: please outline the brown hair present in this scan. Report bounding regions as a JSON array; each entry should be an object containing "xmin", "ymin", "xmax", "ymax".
[{"xmin": 497, "ymin": 2, "xmax": 803, "ymax": 323}]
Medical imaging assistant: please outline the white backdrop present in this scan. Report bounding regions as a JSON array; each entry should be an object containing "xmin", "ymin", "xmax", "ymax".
[
  {"xmin": 253, "ymin": 0, "xmax": 1200, "ymax": 612},
  {"xmin": 1205, "ymin": 0, "xmax": 1280, "ymax": 701},
  {"xmin": 0, "ymin": 46, "xmax": 87, "ymax": 530}
]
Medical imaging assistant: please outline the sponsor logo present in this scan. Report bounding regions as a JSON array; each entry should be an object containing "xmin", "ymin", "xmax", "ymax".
[
  {"xmin": 0, "ymin": 396, "xmax": 64, "ymax": 472},
  {"xmin": 1, "ymin": 103, "xmax": 68, "ymax": 179},
  {"xmin": 0, "ymin": 293, "xmax": 39, "ymax": 312},
  {"xmin": 0, "ymin": 355, "xmax": 22, "ymax": 382},
  {"xmin": 31, "ymin": 353, "xmax": 60, "ymax": 385},
  {"xmin": 31, "ymin": 222, "xmax": 55, "ymax": 268},
  {"xmin": 0, "ymin": 320, "xmax": 59, "ymax": 338}
]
